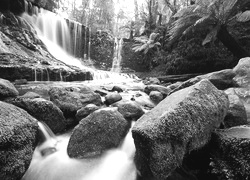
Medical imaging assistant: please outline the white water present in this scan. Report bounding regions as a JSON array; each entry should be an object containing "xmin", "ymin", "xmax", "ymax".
[
  {"xmin": 111, "ymin": 38, "xmax": 123, "ymax": 73},
  {"xmin": 22, "ymin": 10, "xmax": 139, "ymax": 83},
  {"xmin": 22, "ymin": 122, "xmax": 137, "ymax": 180}
]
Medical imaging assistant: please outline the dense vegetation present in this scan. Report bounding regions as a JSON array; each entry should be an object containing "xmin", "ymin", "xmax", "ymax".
[{"xmin": 46, "ymin": 0, "xmax": 250, "ymax": 75}]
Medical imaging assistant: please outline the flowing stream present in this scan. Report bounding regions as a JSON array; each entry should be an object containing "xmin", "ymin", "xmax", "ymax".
[{"xmin": 22, "ymin": 122, "xmax": 137, "ymax": 180}]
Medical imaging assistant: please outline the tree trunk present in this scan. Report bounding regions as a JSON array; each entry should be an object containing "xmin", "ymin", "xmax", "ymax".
[
  {"xmin": 157, "ymin": 14, "xmax": 162, "ymax": 26},
  {"xmin": 217, "ymin": 25, "xmax": 250, "ymax": 59}
]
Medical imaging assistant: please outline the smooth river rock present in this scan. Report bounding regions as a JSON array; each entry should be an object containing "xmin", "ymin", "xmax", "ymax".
[
  {"xmin": 67, "ymin": 107, "xmax": 130, "ymax": 158},
  {"xmin": 132, "ymin": 79, "xmax": 229, "ymax": 180},
  {"xmin": 0, "ymin": 78, "xmax": 19, "ymax": 99}
]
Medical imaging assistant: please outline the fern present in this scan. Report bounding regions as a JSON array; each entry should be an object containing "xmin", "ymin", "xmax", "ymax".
[
  {"xmin": 168, "ymin": 0, "xmax": 250, "ymax": 45},
  {"xmin": 237, "ymin": 10, "xmax": 250, "ymax": 22},
  {"xmin": 132, "ymin": 33, "xmax": 161, "ymax": 54}
]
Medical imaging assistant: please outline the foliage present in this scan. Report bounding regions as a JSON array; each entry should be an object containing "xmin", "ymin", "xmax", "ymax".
[
  {"xmin": 90, "ymin": 31, "xmax": 114, "ymax": 70},
  {"xmin": 168, "ymin": 0, "xmax": 250, "ymax": 46},
  {"xmin": 45, "ymin": 0, "xmax": 59, "ymax": 11},
  {"xmin": 132, "ymin": 33, "xmax": 161, "ymax": 54},
  {"xmin": 162, "ymin": 34, "xmax": 234, "ymax": 74}
]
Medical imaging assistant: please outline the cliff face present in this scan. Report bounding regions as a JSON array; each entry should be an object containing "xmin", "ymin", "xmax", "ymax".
[{"xmin": 0, "ymin": 12, "xmax": 93, "ymax": 82}]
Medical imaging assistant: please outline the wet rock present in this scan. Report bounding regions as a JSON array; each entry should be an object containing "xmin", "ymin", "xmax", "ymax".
[
  {"xmin": 113, "ymin": 100, "xmax": 145, "ymax": 121},
  {"xmin": 211, "ymin": 126, "xmax": 250, "ymax": 179},
  {"xmin": 169, "ymin": 69, "xmax": 237, "ymax": 96},
  {"xmin": 144, "ymin": 84, "xmax": 171, "ymax": 97},
  {"xmin": 48, "ymin": 86, "xmax": 102, "ymax": 118},
  {"xmin": 111, "ymin": 85, "xmax": 123, "ymax": 93},
  {"xmin": 21, "ymin": 91, "xmax": 41, "ymax": 98},
  {"xmin": 132, "ymin": 79, "xmax": 229, "ymax": 180},
  {"xmin": 76, "ymin": 104, "xmax": 99, "ymax": 121},
  {"xmin": 0, "ymin": 101, "xmax": 38, "ymax": 180},
  {"xmin": 5, "ymin": 97, "xmax": 66, "ymax": 133},
  {"xmin": 143, "ymin": 77, "xmax": 160, "ymax": 85},
  {"xmin": 67, "ymin": 107, "xmax": 130, "ymax": 158},
  {"xmin": 223, "ymin": 91, "xmax": 247, "ymax": 128},
  {"xmin": 0, "ymin": 78, "xmax": 19, "ymax": 99},
  {"xmin": 94, "ymin": 89, "xmax": 108, "ymax": 96},
  {"xmin": 105, "ymin": 92, "xmax": 122, "ymax": 105},
  {"xmin": 233, "ymin": 57, "xmax": 250, "ymax": 87},
  {"xmin": 149, "ymin": 91, "xmax": 164, "ymax": 103},
  {"xmin": 14, "ymin": 79, "xmax": 27, "ymax": 85}
]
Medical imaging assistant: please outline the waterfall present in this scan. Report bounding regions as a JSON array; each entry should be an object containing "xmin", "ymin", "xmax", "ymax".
[
  {"xmin": 111, "ymin": 38, "xmax": 123, "ymax": 73},
  {"xmin": 22, "ymin": 122, "xmax": 137, "ymax": 180},
  {"xmin": 34, "ymin": 68, "xmax": 37, "ymax": 82},
  {"xmin": 46, "ymin": 68, "xmax": 50, "ymax": 81},
  {"xmin": 21, "ymin": 8, "xmax": 139, "ymax": 82}
]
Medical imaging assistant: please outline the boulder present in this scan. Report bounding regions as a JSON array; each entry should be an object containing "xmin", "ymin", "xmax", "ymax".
[
  {"xmin": 105, "ymin": 92, "xmax": 122, "ymax": 105},
  {"xmin": 223, "ymin": 93, "xmax": 247, "ymax": 128},
  {"xmin": 143, "ymin": 77, "xmax": 160, "ymax": 85},
  {"xmin": 0, "ymin": 78, "xmax": 19, "ymax": 99},
  {"xmin": 233, "ymin": 57, "xmax": 250, "ymax": 87},
  {"xmin": 132, "ymin": 79, "xmax": 229, "ymax": 180},
  {"xmin": 48, "ymin": 86, "xmax": 102, "ymax": 118},
  {"xmin": 75, "ymin": 104, "xmax": 99, "ymax": 121},
  {"xmin": 149, "ymin": 91, "xmax": 164, "ymax": 103},
  {"xmin": 169, "ymin": 69, "xmax": 237, "ymax": 96},
  {"xmin": 113, "ymin": 100, "xmax": 145, "ymax": 121},
  {"xmin": 5, "ymin": 97, "xmax": 66, "ymax": 133},
  {"xmin": 67, "ymin": 107, "xmax": 130, "ymax": 158},
  {"xmin": 0, "ymin": 101, "xmax": 38, "ymax": 180},
  {"xmin": 144, "ymin": 84, "xmax": 171, "ymax": 97},
  {"xmin": 211, "ymin": 126, "xmax": 250, "ymax": 179},
  {"xmin": 111, "ymin": 85, "xmax": 123, "ymax": 93},
  {"xmin": 21, "ymin": 91, "xmax": 41, "ymax": 98},
  {"xmin": 14, "ymin": 79, "xmax": 28, "ymax": 85}
]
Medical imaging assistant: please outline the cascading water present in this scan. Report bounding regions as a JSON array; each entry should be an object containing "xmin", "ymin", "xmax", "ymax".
[
  {"xmin": 111, "ymin": 38, "xmax": 123, "ymax": 73},
  {"xmin": 22, "ymin": 5, "xmax": 139, "ymax": 83},
  {"xmin": 22, "ymin": 122, "xmax": 137, "ymax": 180}
]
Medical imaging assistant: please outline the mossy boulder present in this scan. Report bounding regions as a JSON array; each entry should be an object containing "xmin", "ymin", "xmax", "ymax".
[
  {"xmin": 67, "ymin": 107, "xmax": 130, "ymax": 158},
  {"xmin": 132, "ymin": 79, "xmax": 229, "ymax": 180},
  {"xmin": 0, "ymin": 78, "xmax": 19, "ymax": 99},
  {"xmin": 211, "ymin": 126, "xmax": 250, "ymax": 180},
  {"xmin": 0, "ymin": 101, "xmax": 38, "ymax": 180},
  {"xmin": 5, "ymin": 97, "xmax": 66, "ymax": 133},
  {"xmin": 49, "ymin": 86, "xmax": 102, "ymax": 118}
]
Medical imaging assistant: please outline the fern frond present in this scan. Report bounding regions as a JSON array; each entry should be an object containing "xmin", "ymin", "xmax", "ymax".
[
  {"xmin": 237, "ymin": 10, "xmax": 250, "ymax": 22},
  {"xmin": 134, "ymin": 36, "xmax": 149, "ymax": 43},
  {"xmin": 202, "ymin": 24, "xmax": 220, "ymax": 45},
  {"xmin": 173, "ymin": 5, "xmax": 197, "ymax": 18}
]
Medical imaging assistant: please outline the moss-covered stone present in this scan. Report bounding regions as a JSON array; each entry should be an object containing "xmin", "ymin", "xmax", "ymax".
[
  {"xmin": 0, "ymin": 101, "xmax": 38, "ymax": 180},
  {"xmin": 132, "ymin": 79, "xmax": 229, "ymax": 180}
]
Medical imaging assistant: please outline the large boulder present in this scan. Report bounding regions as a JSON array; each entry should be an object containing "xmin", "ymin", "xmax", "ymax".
[
  {"xmin": 67, "ymin": 107, "xmax": 130, "ymax": 158},
  {"xmin": 211, "ymin": 126, "xmax": 250, "ymax": 179},
  {"xmin": 223, "ymin": 89, "xmax": 247, "ymax": 128},
  {"xmin": 132, "ymin": 79, "xmax": 229, "ymax": 180},
  {"xmin": 233, "ymin": 57, "xmax": 250, "ymax": 87},
  {"xmin": 48, "ymin": 86, "xmax": 102, "ymax": 118},
  {"xmin": 0, "ymin": 78, "xmax": 19, "ymax": 99},
  {"xmin": 0, "ymin": 101, "xmax": 38, "ymax": 180},
  {"xmin": 169, "ymin": 69, "xmax": 237, "ymax": 96},
  {"xmin": 5, "ymin": 97, "xmax": 66, "ymax": 133}
]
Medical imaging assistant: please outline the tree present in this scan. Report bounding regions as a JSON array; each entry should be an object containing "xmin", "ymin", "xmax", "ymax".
[{"xmin": 167, "ymin": 0, "xmax": 250, "ymax": 59}]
